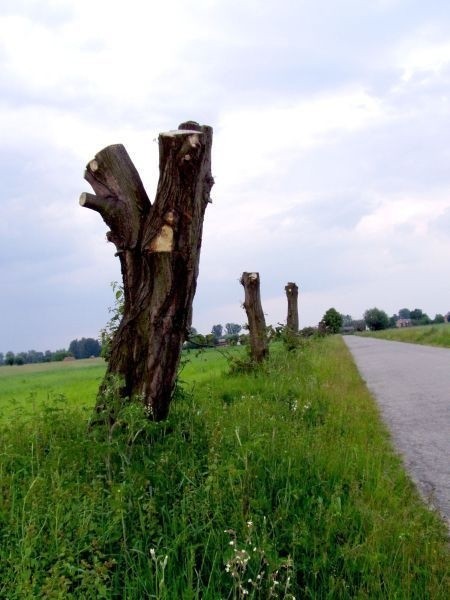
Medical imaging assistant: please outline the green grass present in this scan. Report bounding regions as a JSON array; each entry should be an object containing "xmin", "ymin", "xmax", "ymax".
[
  {"xmin": 359, "ymin": 322, "xmax": 450, "ymax": 348},
  {"xmin": 0, "ymin": 358, "xmax": 106, "ymax": 420},
  {"xmin": 0, "ymin": 349, "xmax": 235, "ymax": 420},
  {"xmin": 180, "ymin": 346, "xmax": 238, "ymax": 384},
  {"xmin": 0, "ymin": 339, "xmax": 448, "ymax": 598}
]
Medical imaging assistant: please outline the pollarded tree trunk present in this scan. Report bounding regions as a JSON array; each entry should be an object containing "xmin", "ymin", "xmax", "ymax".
[
  {"xmin": 80, "ymin": 121, "xmax": 213, "ymax": 421},
  {"xmin": 240, "ymin": 272, "xmax": 268, "ymax": 362},
  {"xmin": 285, "ymin": 282, "xmax": 299, "ymax": 333}
]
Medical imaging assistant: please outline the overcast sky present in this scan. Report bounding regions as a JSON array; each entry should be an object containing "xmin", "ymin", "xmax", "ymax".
[{"xmin": 1, "ymin": 0, "xmax": 450, "ymax": 352}]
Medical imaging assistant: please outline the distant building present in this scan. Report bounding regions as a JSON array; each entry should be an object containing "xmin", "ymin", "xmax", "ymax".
[
  {"xmin": 445, "ymin": 312, "xmax": 450, "ymax": 323},
  {"xmin": 396, "ymin": 318, "xmax": 412, "ymax": 328},
  {"xmin": 340, "ymin": 325, "xmax": 355, "ymax": 334}
]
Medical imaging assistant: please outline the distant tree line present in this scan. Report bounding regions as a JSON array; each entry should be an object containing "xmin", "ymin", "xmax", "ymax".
[
  {"xmin": 364, "ymin": 307, "xmax": 446, "ymax": 331},
  {"xmin": 0, "ymin": 349, "xmax": 71, "ymax": 366},
  {"xmin": 314, "ymin": 306, "xmax": 448, "ymax": 336},
  {"xmin": 390, "ymin": 307, "xmax": 443, "ymax": 327},
  {"xmin": 184, "ymin": 323, "xmax": 245, "ymax": 349},
  {"xmin": 211, "ymin": 323, "xmax": 243, "ymax": 338},
  {"xmin": 0, "ymin": 337, "xmax": 101, "ymax": 366},
  {"xmin": 68, "ymin": 337, "xmax": 101, "ymax": 359},
  {"xmin": 185, "ymin": 305, "xmax": 447, "ymax": 348}
]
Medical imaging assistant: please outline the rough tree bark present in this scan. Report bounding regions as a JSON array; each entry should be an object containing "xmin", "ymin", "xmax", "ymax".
[
  {"xmin": 80, "ymin": 121, "xmax": 213, "ymax": 421},
  {"xmin": 285, "ymin": 282, "xmax": 299, "ymax": 333},
  {"xmin": 240, "ymin": 272, "xmax": 269, "ymax": 362}
]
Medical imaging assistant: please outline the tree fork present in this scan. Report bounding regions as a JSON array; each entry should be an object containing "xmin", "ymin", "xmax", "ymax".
[
  {"xmin": 285, "ymin": 281, "xmax": 299, "ymax": 333},
  {"xmin": 80, "ymin": 121, "xmax": 213, "ymax": 421},
  {"xmin": 240, "ymin": 272, "xmax": 269, "ymax": 363}
]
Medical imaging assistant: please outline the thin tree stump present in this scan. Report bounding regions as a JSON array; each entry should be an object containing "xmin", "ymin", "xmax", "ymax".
[
  {"xmin": 240, "ymin": 272, "xmax": 268, "ymax": 363},
  {"xmin": 285, "ymin": 282, "xmax": 299, "ymax": 333},
  {"xmin": 80, "ymin": 121, "xmax": 214, "ymax": 421}
]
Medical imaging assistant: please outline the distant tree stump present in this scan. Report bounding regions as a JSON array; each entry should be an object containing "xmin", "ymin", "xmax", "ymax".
[
  {"xmin": 80, "ymin": 121, "xmax": 213, "ymax": 421},
  {"xmin": 240, "ymin": 272, "xmax": 268, "ymax": 362},
  {"xmin": 285, "ymin": 282, "xmax": 299, "ymax": 333}
]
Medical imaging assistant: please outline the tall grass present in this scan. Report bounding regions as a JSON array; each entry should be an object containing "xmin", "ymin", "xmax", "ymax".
[
  {"xmin": 0, "ymin": 338, "xmax": 448, "ymax": 598},
  {"xmin": 359, "ymin": 322, "xmax": 450, "ymax": 348}
]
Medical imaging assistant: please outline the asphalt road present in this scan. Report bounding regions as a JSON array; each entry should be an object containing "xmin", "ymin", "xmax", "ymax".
[{"xmin": 344, "ymin": 335, "xmax": 450, "ymax": 526}]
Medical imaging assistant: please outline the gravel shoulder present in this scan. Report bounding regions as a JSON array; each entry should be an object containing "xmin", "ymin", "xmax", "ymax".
[{"xmin": 344, "ymin": 335, "xmax": 450, "ymax": 526}]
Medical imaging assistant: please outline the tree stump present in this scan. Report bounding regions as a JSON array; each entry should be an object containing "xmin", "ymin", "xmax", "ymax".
[
  {"xmin": 80, "ymin": 121, "xmax": 213, "ymax": 421},
  {"xmin": 240, "ymin": 272, "xmax": 268, "ymax": 362},
  {"xmin": 285, "ymin": 282, "xmax": 299, "ymax": 333}
]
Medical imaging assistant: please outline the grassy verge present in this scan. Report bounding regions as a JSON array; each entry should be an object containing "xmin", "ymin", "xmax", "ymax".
[
  {"xmin": 359, "ymin": 322, "xmax": 450, "ymax": 348},
  {"xmin": 0, "ymin": 338, "xmax": 448, "ymax": 598}
]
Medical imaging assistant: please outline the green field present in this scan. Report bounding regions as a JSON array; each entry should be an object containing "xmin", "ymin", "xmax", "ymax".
[
  {"xmin": 0, "ymin": 349, "xmax": 234, "ymax": 420},
  {"xmin": 0, "ymin": 358, "xmax": 106, "ymax": 419},
  {"xmin": 0, "ymin": 339, "xmax": 448, "ymax": 598},
  {"xmin": 359, "ymin": 322, "xmax": 450, "ymax": 347}
]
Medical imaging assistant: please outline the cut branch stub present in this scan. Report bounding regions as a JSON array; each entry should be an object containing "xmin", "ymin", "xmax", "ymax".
[
  {"xmin": 240, "ymin": 272, "xmax": 269, "ymax": 363},
  {"xmin": 285, "ymin": 281, "xmax": 299, "ymax": 333},
  {"xmin": 80, "ymin": 121, "xmax": 214, "ymax": 421},
  {"xmin": 80, "ymin": 144, "xmax": 151, "ymax": 251}
]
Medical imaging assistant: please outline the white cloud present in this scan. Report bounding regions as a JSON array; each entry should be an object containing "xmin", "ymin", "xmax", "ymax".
[
  {"xmin": 399, "ymin": 40, "xmax": 450, "ymax": 83},
  {"xmin": 0, "ymin": 2, "xmax": 200, "ymax": 104},
  {"xmin": 355, "ymin": 192, "xmax": 450, "ymax": 238},
  {"xmin": 215, "ymin": 88, "xmax": 386, "ymax": 186}
]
